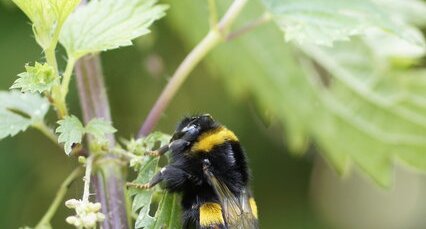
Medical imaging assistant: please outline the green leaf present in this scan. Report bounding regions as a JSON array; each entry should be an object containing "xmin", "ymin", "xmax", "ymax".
[
  {"xmin": 11, "ymin": 62, "xmax": 59, "ymax": 93},
  {"xmin": 56, "ymin": 115, "xmax": 85, "ymax": 155},
  {"xmin": 0, "ymin": 110, "xmax": 32, "ymax": 140},
  {"xmin": 126, "ymin": 132, "xmax": 180, "ymax": 228},
  {"xmin": 85, "ymin": 118, "xmax": 117, "ymax": 141},
  {"xmin": 132, "ymin": 157, "xmax": 159, "ymax": 229},
  {"xmin": 56, "ymin": 116, "xmax": 117, "ymax": 155},
  {"xmin": 12, "ymin": 0, "xmax": 81, "ymax": 49},
  {"xmin": 260, "ymin": 0, "xmax": 425, "ymax": 47},
  {"xmin": 132, "ymin": 160, "xmax": 181, "ymax": 229},
  {"xmin": 163, "ymin": 0, "xmax": 426, "ymax": 186},
  {"xmin": 60, "ymin": 0, "xmax": 168, "ymax": 59},
  {"xmin": 150, "ymin": 192, "xmax": 180, "ymax": 229},
  {"xmin": 1, "ymin": 0, "xmax": 13, "ymax": 8},
  {"xmin": 0, "ymin": 91, "xmax": 50, "ymax": 139},
  {"xmin": 372, "ymin": 0, "xmax": 426, "ymax": 27}
]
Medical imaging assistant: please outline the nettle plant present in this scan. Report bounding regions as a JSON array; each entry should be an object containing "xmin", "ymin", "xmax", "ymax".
[{"xmin": 2, "ymin": 0, "xmax": 426, "ymax": 228}]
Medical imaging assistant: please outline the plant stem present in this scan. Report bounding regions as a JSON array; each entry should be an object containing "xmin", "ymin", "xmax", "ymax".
[
  {"xmin": 32, "ymin": 121, "xmax": 59, "ymax": 146},
  {"xmin": 49, "ymin": 56, "xmax": 76, "ymax": 119},
  {"xmin": 217, "ymin": 0, "xmax": 248, "ymax": 34},
  {"xmin": 226, "ymin": 12, "xmax": 272, "ymax": 41},
  {"xmin": 35, "ymin": 167, "xmax": 83, "ymax": 229},
  {"xmin": 82, "ymin": 156, "xmax": 93, "ymax": 202},
  {"xmin": 138, "ymin": 0, "xmax": 248, "ymax": 136},
  {"xmin": 61, "ymin": 57, "xmax": 76, "ymax": 103},
  {"xmin": 45, "ymin": 47, "xmax": 59, "ymax": 74},
  {"xmin": 75, "ymin": 55, "xmax": 129, "ymax": 229},
  {"xmin": 138, "ymin": 30, "xmax": 221, "ymax": 136},
  {"xmin": 75, "ymin": 56, "xmax": 113, "ymax": 132},
  {"xmin": 45, "ymin": 43, "xmax": 70, "ymax": 118},
  {"xmin": 208, "ymin": 0, "xmax": 218, "ymax": 28}
]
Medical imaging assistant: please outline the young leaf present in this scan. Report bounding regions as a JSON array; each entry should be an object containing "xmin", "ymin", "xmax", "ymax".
[
  {"xmin": 126, "ymin": 132, "xmax": 180, "ymax": 228},
  {"xmin": 12, "ymin": 0, "xmax": 81, "ymax": 49},
  {"xmin": 56, "ymin": 115, "xmax": 85, "ymax": 155},
  {"xmin": 60, "ymin": 0, "xmax": 168, "ymax": 59},
  {"xmin": 164, "ymin": 0, "xmax": 426, "ymax": 186},
  {"xmin": 85, "ymin": 118, "xmax": 117, "ymax": 141},
  {"xmin": 11, "ymin": 62, "xmax": 58, "ymax": 93},
  {"xmin": 260, "ymin": 0, "xmax": 425, "ymax": 47},
  {"xmin": 0, "ymin": 91, "xmax": 50, "ymax": 139}
]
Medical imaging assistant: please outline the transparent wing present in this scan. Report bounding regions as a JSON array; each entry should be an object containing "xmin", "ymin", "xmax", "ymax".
[{"xmin": 203, "ymin": 164, "xmax": 258, "ymax": 229}]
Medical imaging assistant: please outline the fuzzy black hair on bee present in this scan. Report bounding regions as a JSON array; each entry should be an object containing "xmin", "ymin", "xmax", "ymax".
[{"xmin": 142, "ymin": 114, "xmax": 258, "ymax": 229}]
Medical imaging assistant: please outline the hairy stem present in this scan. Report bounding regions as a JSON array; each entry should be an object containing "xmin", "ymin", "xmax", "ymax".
[
  {"xmin": 45, "ymin": 47, "xmax": 58, "ymax": 75},
  {"xmin": 138, "ymin": 0, "xmax": 248, "ymax": 136},
  {"xmin": 75, "ymin": 55, "xmax": 129, "ymax": 229},
  {"xmin": 45, "ymin": 44, "xmax": 69, "ymax": 118},
  {"xmin": 35, "ymin": 167, "xmax": 83, "ymax": 229}
]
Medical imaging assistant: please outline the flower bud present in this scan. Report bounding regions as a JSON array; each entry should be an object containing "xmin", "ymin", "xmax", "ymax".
[
  {"xmin": 96, "ymin": 212, "xmax": 106, "ymax": 222},
  {"xmin": 81, "ymin": 213, "xmax": 97, "ymax": 227},
  {"xmin": 87, "ymin": 202, "xmax": 102, "ymax": 212},
  {"xmin": 66, "ymin": 216, "xmax": 81, "ymax": 227},
  {"xmin": 65, "ymin": 199, "xmax": 80, "ymax": 209},
  {"xmin": 78, "ymin": 156, "xmax": 87, "ymax": 164}
]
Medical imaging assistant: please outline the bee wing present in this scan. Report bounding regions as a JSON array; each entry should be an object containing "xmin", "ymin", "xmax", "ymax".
[{"xmin": 204, "ymin": 169, "xmax": 258, "ymax": 229}]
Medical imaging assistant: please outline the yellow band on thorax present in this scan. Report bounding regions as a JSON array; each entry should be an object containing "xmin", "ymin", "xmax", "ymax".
[
  {"xmin": 199, "ymin": 202, "xmax": 225, "ymax": 226},
  {"xmin": 191, "ymin": 127, "xmax": 238, "ymax": 152}
]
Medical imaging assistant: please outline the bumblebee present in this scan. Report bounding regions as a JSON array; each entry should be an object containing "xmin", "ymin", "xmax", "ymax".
[{"xmin": 141, "ymin": 114, "xmax": 258, "ymax": 229}]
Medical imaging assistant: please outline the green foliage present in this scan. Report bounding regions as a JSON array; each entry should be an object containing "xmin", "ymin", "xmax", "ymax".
[
  {"xmin": 164, "ymin": 0, "xmax": 426, "ymax": 186},
  {"xmin": 56, "ymin": 116, "xmax": 116, "ymax": 155},
  {"xmin": 126, "ymin": 132, "xmax": 181, "ymax": 229},
  {"xmin": 372, "ymin": 0, "xmax": 426, "ymax": 27},
  {"xmin": 56, "ymin": 116, "xmax": 85, "ymax": 155},
  {"xmin": 0, "ymin": 91, "xmax": 49, "ymax": 139},
  {"xmin": 11, "ymin": 62, "xmax": 58, "ymax": 93},
  {"xmin": 59, "ymin": 0, "xmax": 168, "ymax": 59},
  {"xmin": 148, "ymin": 192, "xmax": 180, "ymax": 229},
  {"xmin": 261, "ymin": 0, "xmax": 425, "ymax": 47},
  {"xmin": 85, "ymin": 118, "xmax": 117, "ymax": 141},
  {"xmin": 12, "ymin": 0, "xmax": 81, "ymax": 49},
  {"xmin": 298, "ymin": 41, "xmax": 426, "ymax": 185}
]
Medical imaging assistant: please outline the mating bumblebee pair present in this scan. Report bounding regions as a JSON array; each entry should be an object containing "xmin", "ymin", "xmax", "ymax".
[{"xmin": 140, "ymin": 114, "xmax": 258, "ymax": 229}]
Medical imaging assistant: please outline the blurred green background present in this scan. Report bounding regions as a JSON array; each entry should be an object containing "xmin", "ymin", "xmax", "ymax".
[{"xmin": 1, "ymin": 1, "xmax": 426, "ymax": 229}]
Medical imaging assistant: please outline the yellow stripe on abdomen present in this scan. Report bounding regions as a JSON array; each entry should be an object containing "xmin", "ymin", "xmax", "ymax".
[
  {"xmin": 199, "ymin": 202, "xmax": 225, "ymax": 226},
  {"xmin": 249, "ymin": 197, "xmax": 258, "ymax": 219},
  {"xmin": 191, "ymin": 127, "xmax": 238, "ymax": 152}
]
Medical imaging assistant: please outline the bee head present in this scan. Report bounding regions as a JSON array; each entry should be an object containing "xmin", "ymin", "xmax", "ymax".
[{"xmin": 171, "ymin": 114, "xmax": 219, "ymax": 142}]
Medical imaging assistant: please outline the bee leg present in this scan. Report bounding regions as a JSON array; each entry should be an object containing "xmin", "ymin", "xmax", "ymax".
[
  {"xmin": 128, "ymin": 165, "xmax": 196, "ymax": 191},
  {"xmin": 145, "ymin": 139, "xmax": 190, "ymax": 157},
  {"xmin": 162, "ymin": 165, "xmax": 202, "ymax": 190},
  {"xmin": 145, "ymin": 144, "xmax": 169, "ymax": 157},
  {"xmin": 127, "ymin": 167, "xmax": 167, "ymax": 190},
  {"xmin": 168, "ymin": 139, "xmax": 190, "ymax": 152}
]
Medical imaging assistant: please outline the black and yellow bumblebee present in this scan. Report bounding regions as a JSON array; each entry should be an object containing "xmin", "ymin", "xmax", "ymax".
[{"xmin": 141, "ymin": 114, "xmax": 258, "ymax": 229}]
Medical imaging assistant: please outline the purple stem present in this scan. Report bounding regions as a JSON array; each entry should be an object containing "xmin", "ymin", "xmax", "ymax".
[{"xmin": 75, "ymin": 55, "xmax": 129, "ymax": 229}]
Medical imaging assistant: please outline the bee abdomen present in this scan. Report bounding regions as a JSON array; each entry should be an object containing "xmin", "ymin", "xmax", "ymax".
[{"xmin": 199, "ymin": 202, "xmax": 226, "ymax": 229}]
